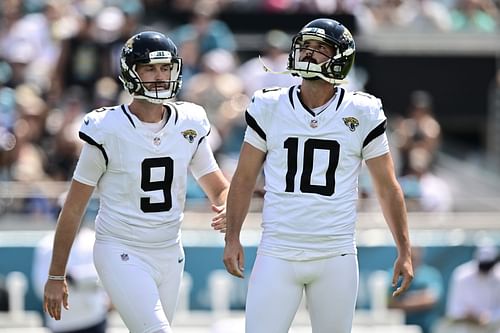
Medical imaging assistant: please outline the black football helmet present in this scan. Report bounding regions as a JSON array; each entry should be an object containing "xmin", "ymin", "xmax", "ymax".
[
  {"xmin": 287, "ymin": 18, "xmax": 355, "ymax": 85},
  {"xmin": 119, "ymin": 31, "xmax": 182, "ymax": 103}
]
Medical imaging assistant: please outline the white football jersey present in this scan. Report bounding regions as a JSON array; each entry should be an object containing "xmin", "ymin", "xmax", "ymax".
[
  {"xmin": 76, "ymin": 102, "xmax": 218, "ymax": 248},
  {"xmin": 245, "ymin": 86, "xmax": 389, "ymax": 260}
]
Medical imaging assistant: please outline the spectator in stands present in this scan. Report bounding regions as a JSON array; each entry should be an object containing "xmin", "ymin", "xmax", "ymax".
[
  {"xmin": 171, "ymin": 0, "xmax": 236, "ymax": 55},
  {"xmin": 394, "ymin": 0, "xmax": 452, "ymax": 32},
  {"xmin": 176, "ymin": 37, "xmax": 202, "ymax": 90},
  {"xmin": 398, "ymin": 147, "xmax": 453, "ymax": 212},
  {"xmin": 183, "ymin": 48, "xmax": 246, "ymax": 157},
  {"xmin": 388, "ymin": 246, "xmax": 445, "ymax": 333},
  {"xmin": 0, "ymin": 60, "xmax": 16, "ymax": 181},
  {"xmin": 0, "ymin": 0, "xmax": 65, "ymax": 93},
  {"xmin": 33, "ymin": 219, "xmax": 110, "ymax": 333},
  {"xmin": 359, "ymin": 0, "xmax": 453, "ymax": 32},
  {"xmin": 10, "ymin": 84, "xmax": 57, "ymax": 218},
  {"xmin": 0, "ymin": 0, "xmax": 23, "ymax": 35},
  {"xmin": 451, "ymin": 0, "xmax": 499, "ymax": 32},
  {"xmin": 446, "ymin": 245, "xmax": 500, "ymax": 333},
  {"xmin": 393, "ymin": 90, "xmax": 441, "ymax": 177},
  {"xmin": 45, "ymin": 86, "xmax": 86, "ymax": 181},
  {"xmin": 357, "ymin": 0, "xmax": 405, "ymax": 31},
  {"xmin": 49, "ymin": 5, "xmax": 112, "ymax": 105}
]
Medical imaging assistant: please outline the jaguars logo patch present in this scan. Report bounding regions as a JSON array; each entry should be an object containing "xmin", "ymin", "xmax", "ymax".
[
  {"xmin": 343, "ymin": 117, "xmax": 359, "ymax": 132},
  {"xmin": 182, "ymin": 129, "xmax": 197, "ymax": 143}
]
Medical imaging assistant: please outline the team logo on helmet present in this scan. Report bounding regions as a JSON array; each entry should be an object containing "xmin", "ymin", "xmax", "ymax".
[
  {"xmin": 123, "ymin": 37, "xmax": 134, "ymax": 55},
  {"xmin": 182, "ymin": 129, "xmax": 197, "ymax": 143},
  {"xmin": 342, "ymin": 29, "xmax": 353, "ymax": 41},
  {"xmin": 343, "ymin": 117, "xmax": 359, "ymax": 132}
]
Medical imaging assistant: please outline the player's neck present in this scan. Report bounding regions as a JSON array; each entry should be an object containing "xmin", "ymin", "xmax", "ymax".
[
  {"xmin": 128, "ymin": 99, "xmax": 165, "ymax": 123},
  {"xmin": 299, "ymin": 80, "xmax": 336, "ymax": 109}
]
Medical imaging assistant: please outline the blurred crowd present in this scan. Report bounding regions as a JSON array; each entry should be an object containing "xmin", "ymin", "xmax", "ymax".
[{"xmin": 1, "ymin": 0, "xmax": 497, "ymax": 218}]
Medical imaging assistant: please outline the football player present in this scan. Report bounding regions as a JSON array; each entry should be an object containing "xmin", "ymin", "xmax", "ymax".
[
  {"xmin": 223, "ymin": 18, "xmax": 414, "ymax": 333},
  {"xmin": 43, "ymin": 31, "xmax": 229, "ymax": 333}
]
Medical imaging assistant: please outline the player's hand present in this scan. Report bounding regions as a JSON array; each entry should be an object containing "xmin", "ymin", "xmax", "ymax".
[
  {"xmin": 223, "ymin": 239, "xmax": 245, "ymax": 278},
  {"xmin": 211, "ymin": 204, "xmax": 226, "ymax": 233},
  {"xmin": 43, "ymin": 279, "xmax": 69, "ymax": 320},
  {"xmin": 391, "ymin": 254, "xmax": 413, "ymax": 297}
]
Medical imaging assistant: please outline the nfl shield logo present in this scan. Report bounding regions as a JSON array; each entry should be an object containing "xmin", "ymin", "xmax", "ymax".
[{"xmin": 153, "ymin": 137, "xmax": 161, "ymax": 145}]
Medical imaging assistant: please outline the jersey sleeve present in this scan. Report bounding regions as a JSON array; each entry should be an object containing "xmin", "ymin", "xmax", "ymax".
[
  {"xmin": 195, "ymin": 105, "xmax": 211, "ymax": 143},
  {"xmin": 243, "ymin": 89, "xmax": 276, "ymax": 152},
  {"xmin": 190, "ymin": 136, "xmax": 220, "ymax": 179},
  {"xmin": 176, "ymin": 102, "xmax": 212, "ymax": 147},
  {"xmin": 79, "ymin": 111, "xmax": 109, "ymax": 166},
  {"xmin": 182, "ymin": 103, "xmax": 220, "ymax": 178},
  {"xmin": 73, "ymin": 143, "xmax": 106, "ymax": 186},
  {"xmin": 360, "ymin": 96, "xmax": 389, "ymax": 160},
  {"xmin": 244, "ymin": 125, "xmax": 267, "ymax": 152}
]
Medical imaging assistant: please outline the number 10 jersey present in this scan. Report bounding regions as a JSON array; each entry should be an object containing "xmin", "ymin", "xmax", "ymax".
[{"xmin": 245, "ymin": 86, "xmax": 389, "ymax": 260}]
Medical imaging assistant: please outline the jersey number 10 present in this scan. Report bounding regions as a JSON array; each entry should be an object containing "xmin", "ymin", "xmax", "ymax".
[{"xmin": 284, "ymin": 138, "xmax": 340, "ymax": 196}]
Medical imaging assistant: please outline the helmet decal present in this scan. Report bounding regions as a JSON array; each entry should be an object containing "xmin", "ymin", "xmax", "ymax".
[
  {"xmin": 123, "ymin": 37, "xmax": 134, "ymax": 55},
  {"xmin": 302, "ymin": 27, "xmax": 326, "ymax": 35}
]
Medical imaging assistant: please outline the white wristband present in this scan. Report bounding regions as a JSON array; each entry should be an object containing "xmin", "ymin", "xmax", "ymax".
[{"xmin": 48, "ymin": 275, "xmax": 66, "ymax": 281}]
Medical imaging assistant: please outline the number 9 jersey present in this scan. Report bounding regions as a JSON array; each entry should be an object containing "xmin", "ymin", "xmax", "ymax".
[
  {"xmin": 74, "ymin": 102, "xmax": 219, "ymax": 248},
  {"xmin": 245, "ymin": 86, "xmax": 389, "ymax": 260}
]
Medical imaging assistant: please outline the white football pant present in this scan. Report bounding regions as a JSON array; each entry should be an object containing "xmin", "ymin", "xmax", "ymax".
[
  {"xmin": 94, "ymin": 240, "xmax": 185, "ymax": 333},
  {"xmin": 245, "ymin": 253, "xmax": 358, "ymax": 333}
]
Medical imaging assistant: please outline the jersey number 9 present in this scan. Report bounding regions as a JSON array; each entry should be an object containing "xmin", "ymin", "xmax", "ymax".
[{"xmin": 141, "ymin": 157, "xmax": 173, "ymax": 212}]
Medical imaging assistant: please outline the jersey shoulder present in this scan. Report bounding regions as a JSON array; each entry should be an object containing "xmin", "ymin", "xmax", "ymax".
[
  {"xmin": 80, "ymin": 105, "xmax": 123, "ymax": 143},
  {"xmin": 167, "ymin": 101, "xmax": 210, "ymax": 135},
  {"xmin": 168, "ymin": 101, "xmax": 207, "ymax": 121},
  {"xmin": 342, "ymin": 91, "xmax": 384, "ymax": 119},
  {"xmin": 344, "ymin": 91, "xmax": 382, "ymax": 110},
  {"xmin": 84, "ymin": 105, "xmax": 118, "ymax": 122},
  {"xmin": 248, "ymin": 86, "xmax": 291, "ymax": 119},
  {"xmin": 252, "ymin": 86, "xmax": 289, "ymax": 104}
]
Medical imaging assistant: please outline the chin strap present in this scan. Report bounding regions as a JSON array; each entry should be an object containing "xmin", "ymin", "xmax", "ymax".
[
  {"xmin": 259, "ymin": 55, "xmax": 292, "ymax": 75},
  {"xmin": 133, "ymin": 94, "xmax": 171, "ymax": 104},
  {"xmin": 259, "ymin": 55, "xmax": 349, "ymax": 86}
]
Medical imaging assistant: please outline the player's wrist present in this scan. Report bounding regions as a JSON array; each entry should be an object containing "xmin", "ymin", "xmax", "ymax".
[
  {"xmin": 224, "ymin": 233, "xmax": 240, "ymax": 242},
  {"xmin": 48, "ymin": 275, "xmax": 66, "ymax": 281}
]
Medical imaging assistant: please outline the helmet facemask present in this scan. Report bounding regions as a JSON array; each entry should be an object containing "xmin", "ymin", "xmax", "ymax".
[{"xmin": 292, "ymin": 35, "xmax": 338, "ymax": 81}]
